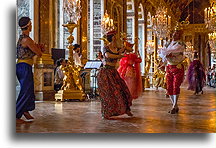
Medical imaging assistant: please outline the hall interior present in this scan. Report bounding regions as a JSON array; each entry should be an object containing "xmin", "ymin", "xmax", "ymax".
[{"xmin": 16, "ymin": 0, "xmax": 216, "ymax": 133}]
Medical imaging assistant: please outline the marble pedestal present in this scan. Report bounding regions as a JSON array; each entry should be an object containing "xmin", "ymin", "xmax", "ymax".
[
  {"xmin": 34, "ymin": 54, "xmax": 55, "ymax": 101},
  {"xmin": 55, "ymin": 90, "xmax": 85, "ymax": 102}
]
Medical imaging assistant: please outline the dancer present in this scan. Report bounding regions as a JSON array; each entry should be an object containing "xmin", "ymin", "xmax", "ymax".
[
  {"xmin": 118, "ymin": 41, "xmax": 142, "ymax": 99},
  {"xmin": 97, "ymin": 30, "xmax": 133, "ymax": 119},
  {"xmin": 16, "ymin": 17, "xmax": 44, "ymax": 123},
  {"xmin": 158, "ymin": 28, "xmax": 187, "ymax": 114},
  {"xmin": 187, "ymin": 52, "xmax": 206, "ymax": 95}
]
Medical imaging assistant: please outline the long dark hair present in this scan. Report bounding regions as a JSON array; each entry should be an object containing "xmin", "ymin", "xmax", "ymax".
[
  {"xmin": 106, "ymin": 34, "xmax": 115, "ymax": 42},
  {"xmin": 193, "ymin": 52, "xmax": 199, "ymax": 59},
  {"xmin": 19, "ymin": 17, "xmax": 31, "ymax": 31}
]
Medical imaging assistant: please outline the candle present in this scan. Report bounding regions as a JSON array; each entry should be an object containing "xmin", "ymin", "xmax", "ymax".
[
  {"xmin": 111, "ymin": 19, "xmax": 113, "ymax": 26},
  {"xmin": 204, "ymin": 8, "xmax": 207, "ymax": 20}
]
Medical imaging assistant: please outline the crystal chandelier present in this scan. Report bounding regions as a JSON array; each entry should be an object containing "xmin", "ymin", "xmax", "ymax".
[
  {"xmin": 152, "ymin": 6, "xmax": 171, "ymax": 40},
  {"xmin": 101, "ymin": 11, "xmax": 115, "ymax": 34},
  {"xmin": 63, "ymin": 0, "xmax": 82, "ymax": 23}
]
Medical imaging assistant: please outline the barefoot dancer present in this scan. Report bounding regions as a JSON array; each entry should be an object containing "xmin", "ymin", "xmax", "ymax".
[{"xmin": 16, "ymin": 17, "xmax": 44, "ymax": 123}]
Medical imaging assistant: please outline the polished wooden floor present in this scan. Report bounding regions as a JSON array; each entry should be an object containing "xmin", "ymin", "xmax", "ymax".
[{"xmin": 16, "ymin": 85, "xmax": 216, "ymax": 133}]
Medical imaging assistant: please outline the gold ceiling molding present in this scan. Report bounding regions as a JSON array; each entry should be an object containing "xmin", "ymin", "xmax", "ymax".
[
  {"xmin": 210, "ymin": 0, "xmax": 215, "ymax": 5},
  {"xmin": 142, "ymin": 0, "xmax": 178, "ymax": 22},
  {"xmin": 183, "ymin": 24, "xmax": 210, "ymax": 33}
]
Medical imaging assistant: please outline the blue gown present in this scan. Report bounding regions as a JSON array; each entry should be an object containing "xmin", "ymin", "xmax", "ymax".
[
  {"xmin": 16, "ymin": 63, "xmax": 35, "ymax": 119},
  {"xmin": 16, "ymin": 34, "xmax": 36, "ymax": 119}
]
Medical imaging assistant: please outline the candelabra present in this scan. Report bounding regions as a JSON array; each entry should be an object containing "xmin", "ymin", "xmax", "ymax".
[
  {"xmin": 101, "ymin": 11, "xmax": 115, "ymax": 35},
  {"xmin": 146, "ymin": 40, "xmax": 155, "ymax": 54},
  {"xmin": 152, "ymin": 6, "xmax": 171, "ymax": 40},
  {"xmin": 185, "ymin": 42, "xmax": 194, "ymax": 61},
  {"xmin": 143, "ymin": 40, "xmax": 155, "ymax": 88},
  {"xmin": 55, "ymin": 0, "xmax": 84, "ymax": 101},
  {"xmin": 208, "ymin": 32, "xmax": 216, "ymax": 53},
  {"xmin": 204, "ymin": 0, "xmax": 216, "ymax": 54},
  {"xmin": 204, "ymin": 2, "xmax": 215, "ymax": 31}
]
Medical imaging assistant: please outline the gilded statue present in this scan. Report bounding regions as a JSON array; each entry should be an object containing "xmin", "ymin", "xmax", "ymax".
[
  {"xmin": 61, "ymin": 63, "xmax": 83, "ymax": 92},
  {"xmin": 144, "ymin": 53, "xmax": 151, "ymax": 88},
  {"xmin": 153, "ymin": 56, "xmax": 166, "ymax": 91}
]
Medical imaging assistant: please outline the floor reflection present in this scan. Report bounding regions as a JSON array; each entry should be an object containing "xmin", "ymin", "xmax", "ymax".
[{"xmin": 16, "ymin": 86, "xmax": 216, "ymax": 133}]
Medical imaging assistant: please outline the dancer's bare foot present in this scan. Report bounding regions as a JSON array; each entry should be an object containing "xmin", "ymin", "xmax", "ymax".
[
  {"xmin": 102, "ymin": 116, "xmax": 110, "ymax": 120},
  {"xmin": 155, "ymin": 89, "xmax": 159, "ymax": 93},
  {"xmin": 23, "ymin": 112, "xmax": 34, "ymax": 120},
  {"xmin": 126, "ymin": 111, "xmax": 133, "ymax": 117},
  {"xmin": 16, "ymin": 118, "xmax": 26, "ymax": 124}
]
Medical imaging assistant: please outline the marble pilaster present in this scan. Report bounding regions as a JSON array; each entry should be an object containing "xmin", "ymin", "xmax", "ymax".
[{"xmin": 34, "ymin": 0, "xmax": 55, "ymax": 101}]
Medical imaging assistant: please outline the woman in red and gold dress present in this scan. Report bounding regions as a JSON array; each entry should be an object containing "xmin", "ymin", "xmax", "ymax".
[
  {"xmin": 158, "ymin": 29, "xmax": 187, "ymax": 114},
  {"xmin": 117, "ymin": 41, "xmax": 142, "ymax": 99},
  {"xmin": 97, "ymin": 30, "xmax": 133, "ymax": 119}
]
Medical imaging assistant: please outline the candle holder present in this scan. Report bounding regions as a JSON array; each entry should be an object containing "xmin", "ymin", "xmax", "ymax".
[
  {"xmin": 204, "ymin": 2, "xmax": 215, "ymax": 31},
  {"xmin": 55, "ymin": 0, "xmax": 85, "ymax": 101}
]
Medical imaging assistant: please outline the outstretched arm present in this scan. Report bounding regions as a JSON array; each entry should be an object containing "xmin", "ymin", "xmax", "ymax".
[{"xmin": 105, "ymin": 52, "xmax": 124, "ymax": 59}]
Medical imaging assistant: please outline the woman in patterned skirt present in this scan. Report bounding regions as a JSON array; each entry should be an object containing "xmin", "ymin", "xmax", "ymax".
[{"xmin": 97, "ymin": 30, "xmax": 133, "ymax": 119}]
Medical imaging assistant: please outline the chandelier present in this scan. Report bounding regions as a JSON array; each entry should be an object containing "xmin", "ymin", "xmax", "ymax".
[
  {"xmin": 63, "ymin": 0, "xmax": 82, "ymax": 23},
  {"xmin": 204, "ymin": 2, "xmax": 215, "ymax": 31},
  {"xmin": 152, "ymin": 6, "xmax": 171, "ymax": 40},
  {"xmin": 101, "ymin": 11, "xmax": 115, "ymax": 34}
]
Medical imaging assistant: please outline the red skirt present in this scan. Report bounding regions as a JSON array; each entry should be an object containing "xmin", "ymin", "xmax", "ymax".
[
  {"xmin": 166, "ymin": 65, "xmax": 184, "ymax": 95},
  {"xmin": 97, "ymin": 66, "xmax": 132, "ymax": 118}
]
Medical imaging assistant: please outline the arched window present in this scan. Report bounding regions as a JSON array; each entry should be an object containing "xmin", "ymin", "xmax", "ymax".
[
  {"xmin": 138, "ymin": 3, "xmax": 145, "ymax": 74},
  {"xmin": 146, "ymin": 11, "xmax": 155, "ymax": 75},
  {"xmin": 58, "ymin": 0, "xmax": 78, "ymax": 59},
  {"xmin": 88, "ymin": 0, "xmax": 104, "ymax": 60},
  {"xmin": 147, "ymin": 12, "xmax": 153, "ymax": 41},
  {"xmin": 127, "ymin": 0, "xmax": 135, "ymax": 43},
  {"xmin": 16, "ymin": 0, "xmax": 34, "ymax": 40}
]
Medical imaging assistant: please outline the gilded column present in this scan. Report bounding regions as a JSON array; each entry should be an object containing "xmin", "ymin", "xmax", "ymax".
[
  {"xmin": 80, "ymin": 0, "xmax": 88, "ymax": 65},
  {"xmin": 143, "ymin": 8, "xmax": 148, "ymax": 72},
  {"xmin": 200, "ymin": 33, "xmax": 206, "ymax": 68},
  {"xmin": 134, "ymin": 0, "xmax": 139, "ymax": 52},
  {"xmin": 34, "ymin": 0, "xmax": 55, "ymax": 101},
  {"xmin": 122, "ymin": 0, "xmax": 127, "ymax": 33},
  {"xmin": 154, "ymin": 35, "xmax": 158, "ymax": 71}
]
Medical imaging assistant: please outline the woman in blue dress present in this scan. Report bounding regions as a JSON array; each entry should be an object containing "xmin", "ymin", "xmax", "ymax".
[{"xmin": 16, "ymin": 17, "xmax": 44, "ymax": 123}]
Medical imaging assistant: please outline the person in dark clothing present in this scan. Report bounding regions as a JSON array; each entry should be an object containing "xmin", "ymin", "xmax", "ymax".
[{"xmin": 187, "ymin": 52, "xmax": 206, "ymax": 95}]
